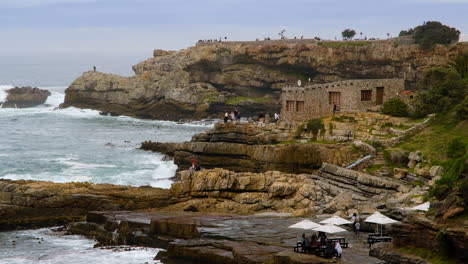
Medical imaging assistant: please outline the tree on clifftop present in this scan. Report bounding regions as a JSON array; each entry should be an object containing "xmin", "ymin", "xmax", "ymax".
[
  {"xmin": 400, "ymin": 21, "xmax": 460, "ymax": 49},
  {"xmin": 341, "ymin": 29, "xmax": 356, "ymax": 40}
]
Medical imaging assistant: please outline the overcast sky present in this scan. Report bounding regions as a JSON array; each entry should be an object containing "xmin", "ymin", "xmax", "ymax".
[{"xmin": 1, "ymin": 0, "xmax": 467, "ymax": 57}]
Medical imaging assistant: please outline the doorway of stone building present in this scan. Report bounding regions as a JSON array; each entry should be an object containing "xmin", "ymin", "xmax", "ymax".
[
  {"xmin": 328, "ymin": 92, "xmax": 341, "ymax": 106},
  {"xmin": 376, "ymin": 87, "xmax": 384, "ymax": 105}
]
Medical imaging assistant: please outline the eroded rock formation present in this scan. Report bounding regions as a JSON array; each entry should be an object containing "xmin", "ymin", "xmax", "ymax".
[
  {"xmin": 62, "ymin": 41, "xmax": 468, "ymax": 120},
  {"xmin": 0, "ymin": 180, "xmax": 172, "ymax": 230},
  {"xmin": 1, "ymin": 86, "xmax": 51, "ymax": 108},
  {"xmin": 163, "ymin": 165, "xmax": 410, "ymax": 216}
]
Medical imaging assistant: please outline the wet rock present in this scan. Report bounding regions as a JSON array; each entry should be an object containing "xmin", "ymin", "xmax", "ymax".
[{"xmin": 1, "ymin": 86, "xmax": 51, "ymax": 108}]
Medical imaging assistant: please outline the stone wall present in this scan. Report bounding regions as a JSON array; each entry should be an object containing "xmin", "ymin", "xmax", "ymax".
[{"xmin": 280, "ymin": 79, "xmax": 405, "ymax": 122}]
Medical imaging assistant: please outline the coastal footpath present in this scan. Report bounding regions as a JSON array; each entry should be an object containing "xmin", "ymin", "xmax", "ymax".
[{"xmin": 61, "ymin": 41, "xmax": 468, "ymax": 120}]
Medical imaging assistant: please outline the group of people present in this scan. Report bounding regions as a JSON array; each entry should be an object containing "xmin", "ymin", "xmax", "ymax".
[
  {"xmin": 198, "ymin": 37, "xmax": 227, "ymax": 43},
  {"xmin": 222, "ymin": 110, "xmax": 280, "ymax": 124},
  {"xmin": 224, "ymin": 109, "xmax": 241, "ymax": 123},
  {"xmin": 300, "ymin": 232, "xmax": 342, "ymax": 258}
]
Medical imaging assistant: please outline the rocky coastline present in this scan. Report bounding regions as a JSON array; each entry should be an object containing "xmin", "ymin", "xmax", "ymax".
[
  {"xmin": 61, "ymin": 41, "xmax": 468, "ymax": 121},
  {"xmin": 1, "ymin": 117, "xmax": 467, "ymax": 263}
]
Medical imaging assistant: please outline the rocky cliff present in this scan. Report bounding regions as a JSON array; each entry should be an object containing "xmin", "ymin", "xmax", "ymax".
[
  {"xmin": 163, "ymin": 165, "xmax": 410, "ymax": 216},
  {"xmin": 141, "ymin": 122, "xmax": 358, "ymax": 173},
  {"xmin": 62, "ymin": 41, "xmax": 468, "ymax": 120},
  {"xmin": 0, "ymin": 180, "xmax": 172, "ymax": 230}
]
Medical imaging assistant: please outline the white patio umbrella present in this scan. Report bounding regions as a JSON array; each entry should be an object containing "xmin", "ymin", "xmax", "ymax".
[
  {"xmin": 319, "ymin": 215, "xmax": 352, "ymax": 225},
  {"xmin": 313, "ymin": 224, "xmax": 347, "ymax": 234},
  {"xmin": 410, "ymin": 202, "xmax": 430, "ymax": 212},
  {"xmin": 288, "ymin": 219, "xmax": 322, "ymax": 230},
  {"xmin": 364, "ymin": 211, "xmax": 398, "ymax": 235}
]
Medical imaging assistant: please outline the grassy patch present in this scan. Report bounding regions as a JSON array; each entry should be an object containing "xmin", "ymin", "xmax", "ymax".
[
  {"xmin": 365, "ymin": 164, "xmax": 385, "ymax": 173},
  {"xmin": 226, "ymin": 96, "xmax": 270, "ymax": 105},
  {"xmin": 331, "ymin": 115, "xmax": 356, "ymax": 123},
  {"xmin": 397, "ymin": 247, "xmax": 458, "ymax": 264},
  {"xmin": 318, "ymin": 41, "xmax": 371, "ymax": 48},
  {"xmin": 397, "ymin": 116, "xmax": 467, "ymax": 163}
]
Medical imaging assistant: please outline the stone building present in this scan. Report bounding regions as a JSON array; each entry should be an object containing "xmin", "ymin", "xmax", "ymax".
[{"xmin": 280, "ymin": 79, "xmax": 405, "ymax": 122}]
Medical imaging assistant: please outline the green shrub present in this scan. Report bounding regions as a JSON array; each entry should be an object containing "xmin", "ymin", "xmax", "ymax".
[
  {"xmin": 413, "ymin": 21, "xmax": 460, "ymax": 49},
  {"xmin": 447, "ymin": 138, "xmax": 466, "ymax": 158},
  {"xmin": 382, "ymin": 98, "xmax": 409, "ymax": 117},
  {"xmin": 411, "ymin": 67, "xmax": 467, "ymax": 118},
  {"xmin": 296, "ymin": 119, "xmax": 324, "ymax": 140},
  {"xmin": 453, "ymin": 96, "xmax": 468, "ymax": 121},
  {"xmin": 428, "ymin": 153, "xmax": 468, "ymax": 200},
  {"xmin": 306, "ymin": 119, "xmax": 324, "ymax": 134}
]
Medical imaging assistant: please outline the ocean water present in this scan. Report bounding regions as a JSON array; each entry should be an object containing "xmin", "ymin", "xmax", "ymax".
[
  {"xmin": 0, "ymin": 81, "xmax": 211, "ymax": 263},
  {"xmin": 0, "ymin": 228, "xmax": 162, "ymax": 264},
  {"xmin": 0, "ymin": 86, "xmax": 211, "ymax": 188}
]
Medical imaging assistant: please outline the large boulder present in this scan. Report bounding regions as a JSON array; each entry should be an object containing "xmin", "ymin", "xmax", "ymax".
[{"xmin": 1, "ymin": 86, "xmax": 51, "ymax": 108}]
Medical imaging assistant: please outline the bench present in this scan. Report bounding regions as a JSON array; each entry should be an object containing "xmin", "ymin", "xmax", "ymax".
[{"xmin": 367, "ymin": 236, "xmax": 392, "ymax": 247}]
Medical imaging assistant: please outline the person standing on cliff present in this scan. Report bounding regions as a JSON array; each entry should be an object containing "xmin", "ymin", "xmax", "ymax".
[
  {"xmin": 234, "ymin": 108, "xmax": 239, "ymax": 120},
  {"xmin": 93, "ymin": 66, "xmax": 96, "ymax": 72},
  {"xmin": 224, "ymin": 111, "xmax": 229, "ymax": 123}
]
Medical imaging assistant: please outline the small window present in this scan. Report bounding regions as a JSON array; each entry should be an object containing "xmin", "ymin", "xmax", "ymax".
[
  {"xmin": 286, "ymin": 101, "xmax": 295, "ymax": 111},
  {"xmin": 296, "ymin": 101, "xmax": 305, "ymax": 112},
  {"xmin": 361, "ymin": 90, "xmax": 372, "ymax": 101}
]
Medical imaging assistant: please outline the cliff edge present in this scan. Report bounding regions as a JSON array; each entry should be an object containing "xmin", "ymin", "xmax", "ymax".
[{"xmin": 62, "ymin": 41, "xmax": 468, "ymax": 120}]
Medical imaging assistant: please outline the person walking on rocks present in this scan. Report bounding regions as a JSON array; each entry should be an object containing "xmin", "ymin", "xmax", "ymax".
[
  {"xmin": 230, "ymin": 110, "xmax": 235, "ymax": 121},
  {"xmin": 351, "ymin": 213, "xmax": 360, "ymax": 234}
]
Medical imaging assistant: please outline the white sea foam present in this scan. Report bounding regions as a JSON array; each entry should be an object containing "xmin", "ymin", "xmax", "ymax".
[
  {"xmin": 0, "ymin": 84, "xmax": 14, "ymax": 103},
  {"xmin": 0, "ymin": 228, "xmax": 162, "ymax": 264}
]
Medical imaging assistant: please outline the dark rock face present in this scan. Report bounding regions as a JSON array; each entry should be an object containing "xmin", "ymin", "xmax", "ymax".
[
  {"xmin": 1, "ymin": 86, "xmax": 51, "ymax": 108},
  {"xmin": 369, "ymin": 243, "xmax": 429, "ymax": 264},
  {"xmin": 386, "ymin": 214, "xmax": 468, "ymax": 263},
  {"xmin": 62, "ymin": 42, "xmax": 468, "ymax": 121}
]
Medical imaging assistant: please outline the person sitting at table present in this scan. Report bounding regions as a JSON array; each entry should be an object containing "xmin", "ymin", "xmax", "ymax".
[
  {"xmin": 334, "ymin": 241, "xmax": 343, "ymax": 258},
  {"xmin": 318, "ymin": 231, "xmax": 327, "ymax": 246},
  {"xmin": 310, "ymin": 232, "xmax": 318, "ymax": 248},
  {"xmin": 301, "ymin": 233, "xmax": 311, "ymax": 252},
  {"xmin": 324, "ymin": 241, "xmax": 335, "ymax": 258}
]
